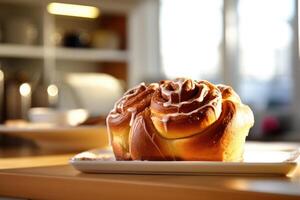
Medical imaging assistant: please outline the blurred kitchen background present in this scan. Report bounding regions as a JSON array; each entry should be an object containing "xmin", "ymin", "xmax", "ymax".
[{"xmin": 0, "ymin": 0, "xmax": 299, "ymax": 150}]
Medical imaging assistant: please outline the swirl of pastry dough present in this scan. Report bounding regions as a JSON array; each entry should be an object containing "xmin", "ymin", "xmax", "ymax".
[
  {"xmin": 150, "ymin": 78, "xmax": 222, "ymax": 139},
  {"xmin": 107, "ymin": 82, "xmax": 158, "ymax": 160}
]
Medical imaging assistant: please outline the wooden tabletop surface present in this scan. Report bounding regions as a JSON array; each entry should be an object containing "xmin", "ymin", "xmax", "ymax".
[{"xmin": 0, "ymin": 151, "xmax": 299, "ymax": 200}]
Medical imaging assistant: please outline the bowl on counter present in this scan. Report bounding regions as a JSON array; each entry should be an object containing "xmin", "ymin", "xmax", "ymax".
[
  {"xmin": 0, "ymin": 124, "xmax": 109, "ymax": 153},
  {"xmin": 28, "ymin": 107, "xmax": 89, "ymax": 126},
  {"xmin": 64, "ymin": 73, "xmax": 123, "ymax": 116}
]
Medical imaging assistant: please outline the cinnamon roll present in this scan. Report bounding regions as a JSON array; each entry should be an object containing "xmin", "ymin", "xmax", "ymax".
[{"xmin": 107, "ymin": 78, "xmax": 254, "ymax": 161}]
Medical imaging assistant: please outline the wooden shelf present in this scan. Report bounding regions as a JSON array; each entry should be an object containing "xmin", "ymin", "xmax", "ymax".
[
  {"xmin": 54, "ymin": 47, "xmax": 128, "ymax": 62},
  {"xmin": 0, "ymin": 44, "xmax": 128, "ymax": 62},
  {"xmin": 0, "ymin": 44, "xmax": 44, "ymax": 59}
]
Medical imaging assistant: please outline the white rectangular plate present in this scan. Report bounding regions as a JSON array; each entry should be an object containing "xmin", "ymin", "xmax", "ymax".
[{"xmin": 70, "ymin": 142, "xmax": 300, "ymax": 176}]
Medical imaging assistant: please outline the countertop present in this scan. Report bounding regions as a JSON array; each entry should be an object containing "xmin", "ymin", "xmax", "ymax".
[{"xmin": 0, "ymin": 146, "xmax": 299, "ymax": 200}]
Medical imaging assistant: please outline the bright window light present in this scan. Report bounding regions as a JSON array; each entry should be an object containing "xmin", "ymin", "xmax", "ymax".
[
  {"xmin": 160, "ymin": 0, "xmax": 223, "ymax": 81},
  {"xmin": 47, "ymin": 3, "xmax": 100, "ymax": 18},
  {"xmin": 238, "ymin": 0, "xmax": 294, "ymax": 109},
  {"xmin": 238, "ymin": 0, "xmax": 294, "ymax": 81}
]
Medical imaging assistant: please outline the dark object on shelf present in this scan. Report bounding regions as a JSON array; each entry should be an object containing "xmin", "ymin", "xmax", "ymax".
[{"xmin": 63, "ymin": 31, "xmax": 90, "ymax": 48}]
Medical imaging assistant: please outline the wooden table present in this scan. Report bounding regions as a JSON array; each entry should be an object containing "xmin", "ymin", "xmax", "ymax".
[{"xmin": 0, "ymin": 153, "xmax": 300, "ymax": 200}]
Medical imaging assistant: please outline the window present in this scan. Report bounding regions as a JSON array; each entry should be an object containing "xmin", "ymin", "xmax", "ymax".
[
  {"xmin": 238, "ymin": 0, "xmax": 294, "ymax": 110},
  {"xmin": 160, "ymin": 0, "xmax": 295, "ymax": 111},
  {"xmin": 160, "ymin": 0, "xmax": 223, "ymax": 82}
]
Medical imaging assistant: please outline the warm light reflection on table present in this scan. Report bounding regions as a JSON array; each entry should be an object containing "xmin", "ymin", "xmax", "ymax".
[{"xmin": 0, "ymin": 143, "xmax": 299, "ymax": 200}]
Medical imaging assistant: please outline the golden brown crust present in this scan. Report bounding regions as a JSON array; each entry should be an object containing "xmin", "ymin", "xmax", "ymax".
[
  {"xmin": 129, "ymin": 108, "xmax": 174, "ymax": 160},
  {"xmin": 106, "ymin": 78, "xmax": 254, "ymax": 161},
  {"xmin": 106, "ymin": 83, "xmax": 158, "ymax": 160},
  {"xmin": 151, "ymin": 79, "xmax": 222, "ymax": 139}
]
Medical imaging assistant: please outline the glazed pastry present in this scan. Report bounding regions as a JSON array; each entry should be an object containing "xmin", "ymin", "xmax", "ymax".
[
  {"xmin": 106, "ymin": 78, "xmax": 254, "ymax": 161},
  {"xmin": 106, "ymin": 82, "xmax": 158, "ymax": 160}
]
